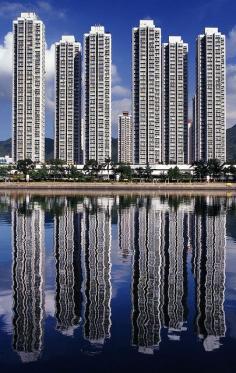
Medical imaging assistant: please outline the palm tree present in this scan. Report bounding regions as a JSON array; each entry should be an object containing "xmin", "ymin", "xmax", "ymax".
[
  {"xmin": 192, "ymin": 160, "xmax": 208, "ymax": 181},
  {"xmin": 207, "ymin": 159, "xmax": 223, "ymax": 181},
  {"xmin": 104, "ymin": 157, "xmax": 113, "ymax": 180}
]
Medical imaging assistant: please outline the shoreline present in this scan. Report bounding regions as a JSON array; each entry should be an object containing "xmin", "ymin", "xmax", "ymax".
[{"xmin": 0, "ymin": 182, "xmax": 236, "ymax": 196}]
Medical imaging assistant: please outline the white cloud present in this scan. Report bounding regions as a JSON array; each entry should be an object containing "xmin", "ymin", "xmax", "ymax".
[
  {"xmin": 112, "ymin": 85, "xmax": 130, "ymax": 97},
  {"xmin": 0, "ymin": 32, "xmax": 13, "ymax": 99},
  {"xmin": 0, "ymin": 31, "xmax": 55, "ymax": 110},
  {"xmin": 227, "ymin": 64, "xmax": 236, "ymax": 127},
  {"xmin": 0, "ymin": 2, "xmax": 25, "ymax": 18},
  {"xmin": 227, "ymin": 26, "xmax": 236, "ymax": 59},
  {"xmin": 0, "ymin": 1, "xmax": 66, "ymax": 19},
  {"xmin": 111, "ymin": 64, "xmax": 131, "ymax": 135},
  {"xmin": 111, "ymin": 64, "xmax": 121, "ymax": 84},
  {"xmin": 112, "ymin": 98, "xmax": 131, "ymax": 135},
  {"xmin": 45, "ymin": 42, "xmax": 55, "ymax": 111},
  {"xmin": 226, "ymin": 25, "xmax": 236, "ymax": 127}
]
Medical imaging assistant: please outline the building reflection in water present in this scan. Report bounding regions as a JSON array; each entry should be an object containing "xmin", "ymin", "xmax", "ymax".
[
  {"xmin": 132, "ymin": 198, "xmax": 163, "ymax": 354},
  {"xmin": 54, "ymin": 200, "xmax": 83, "ymax": 336},
  {"xmin": 131, "ymin": 196, "xmax": 226, "ymax": 354},
  {"xmin": 192, "ymin": 197, "xmax": 226, "ymax": 352},
  {"xmin": 118, "ymin": 201, "xmax": 135, "ymax": 261},
  {"xmin": 12, "ymin": 202, "xmax": 45, "ymax": 363},
  {"xmin": 81, "ymin": 198, "xmax": 112, "ymax": 351},
  {"xmin": 8, "ymin": 194, "xmax": 227, "ymax": 360}
]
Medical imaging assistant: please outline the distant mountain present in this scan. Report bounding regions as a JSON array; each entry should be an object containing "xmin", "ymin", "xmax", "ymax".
[
  {"xmin": 0, "ymin": 138, "xmax": 11, "ymax": 157},
  {"xmin": 45, "ymin": 138, "xmax": 54, "ymax": 160},
  {"xmin": 0, "ymin": 138, "xmax": 54, "ymax": 160},
  {"xmin": 0, "ymin": 129, "xmax": 235, "ymax": 162},
  {"xmin": 226, "ymin": 124, "xmax": 236, "ymax": 162},
  {"xmin": 0, "ymin": 137, "xmax": 118, "ymax": 162},
  {"xmin": 112, "ymin": 138, "xmax": 118, "ymax": 163}
]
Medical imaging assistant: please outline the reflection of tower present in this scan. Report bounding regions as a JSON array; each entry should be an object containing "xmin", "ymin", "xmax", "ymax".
[
  {"xmin": 118, "ymin": 206, "xmax": 135, "ymax": 261},
  {"xmin": 192, "ymin": 211, "xmax": 226, "ymax": 351},
  {"xmin": 12, "ymin": 206, "xmax": 44, "ymax": 363},
  {"xmin": 160, "ymin": 209, "xmax": 188, "ymax": 341},
  {"xmin": 82, "ymin": 201, "xmax": 112, "ymax": 348},
  {"xmin": 132, "ymin": 199, "xmax": 162, "ymax": 354},
  {"xmin": 54, "ymin": 208, "xmax": 83, "ymax": 336}
]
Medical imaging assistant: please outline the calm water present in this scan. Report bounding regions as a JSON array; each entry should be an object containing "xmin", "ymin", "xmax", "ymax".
[{"xmin": 0, "ymin": 193, "xmax": 236, "ymax": 373}]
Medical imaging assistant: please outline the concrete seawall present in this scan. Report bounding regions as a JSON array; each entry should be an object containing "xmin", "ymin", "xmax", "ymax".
[{"xmin": 0, "ymin": 182, "xmax": 236, "ymax": 196}]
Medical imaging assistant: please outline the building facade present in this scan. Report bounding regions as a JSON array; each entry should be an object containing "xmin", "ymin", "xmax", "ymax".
[
  {"xmin": 132, "ymin": 20, "xmax": 162, "ymax": 165},
  {"xmin": 84, "ymin": 26, "xmax": 112, "ymax": 163},
  {"xmin": 55, "ymin": 36, "xmax": 82, "ymax": 164},
  {"xmin": 118, "ymin": 112, "xmax": 133, "ymax": 164},
  {"xmin": 12, "ymin": 13, "xmax": 45, "ymax": 163},
  {"xmin": 194, "ymin": 28, "xmax": 226, "ymax": 162},
  {"xmin": 162, "ymin": 36, "xmax": 188, "ymax": 164}
]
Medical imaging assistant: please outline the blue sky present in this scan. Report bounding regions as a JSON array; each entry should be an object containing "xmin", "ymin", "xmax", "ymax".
[{"xmin": 0, "ymin": 0, "xmax": 236, "ymax": 140}]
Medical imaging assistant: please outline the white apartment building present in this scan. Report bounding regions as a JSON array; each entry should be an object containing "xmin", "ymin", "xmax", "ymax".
[
  {"xmin": 118, "ymin": 112, "xmax": 133, "ymax": 163},
  {"xmin": 162, "ymin": 36, "xmax": 188, "ymax": 164},
  {"xmin": 12, "ymin": 13, "xmax": 45, "ymax": 163},
  {"xmin": 55, "ymin": 36, "xmax": 82, "ymax": 164},
  {"xmin": 84, "ymin": 26, "xmax": 111, "ymax": 163},
  {"xmin": 194, "ymin": 28, "xmax": 226, "ymax": 162},
  {"xmin": 132, "ymin": 20, "xmax": 162, "ymax": 165}
]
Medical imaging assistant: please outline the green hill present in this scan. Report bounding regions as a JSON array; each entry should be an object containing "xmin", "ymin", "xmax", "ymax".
[
  {"xmin": 0, "ymin": 138, "xmax": 11, "ymax": 157},
  {"xmin": 0, "ymin": 128, "xmax": 235, "ymax": 162},
  {"xmin": 226, "ymin": 124, "xmax": 236, "ymax": 161},
  {"xmin": 0, "ymin": 138, "xmax": 54, "ymax": 160},
  {"xmin": 0, "ymin": 137, "xmax": 118, "ymax": 162}
]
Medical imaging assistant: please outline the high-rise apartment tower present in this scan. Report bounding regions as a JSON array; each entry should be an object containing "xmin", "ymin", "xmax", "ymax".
[
  {"xmin": 12, "ymin": 13, "xmax": 45, "ymax": 163},
  {"xmin": 194, "ymin": 28, "xmax": 226, "ymax": 162},
  {"xmin": 84, "ymin": 26, "xmax": 112, "ymax": 163},
  {"xmin": 118, "ymin": 112, "xmax": 133, "ymax": 164},
  {"xmin": 55, "ymin": 36, "xmax": 82, "ymax": 164},
  {"xmin": 132, "ymin": 20, "xmax": 162, "ymax": 165},
  {"xmin": 162, "ymin": 36, "xmax": 188, "ymax": 164}
]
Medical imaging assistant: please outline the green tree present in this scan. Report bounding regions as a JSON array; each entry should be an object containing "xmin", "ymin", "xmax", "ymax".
[
  {"xmin": 0, "ymin": 166, "xmax": 8, "ymax": 179},
  {"xmin": 83, "ymin": 159, "xmax": 103, "ymax": 179},
  {"xmin": 115, "ymin": 163, "xmax": 133, "ymax": 181},
  {"xmin": 17, "ymin": 159, "xmax": 34, "ymax": 177},
  {"xmin": 192, "ymin": 160, "xmax": 208, "ymax": 181},
  {"xmin": 104, "ymin": 157, "xmax": 113, "ymax": 180},
  {"xmin": 49, "ymin": 159, "xmax": 65, "ymax": 180},
  {"xmin": 136, "ymin": 167, "xmax": 145, "ymax": 182},
  {"xmin": 144, "ymin": 163, "xmax": 153, "ymax": 181},
  {"xmin": 30, "ymin": 165, "xmax": 48, "ymax": 181},
  {"xmin": 167, "ymin": 166, "xmax": 181, "ymax": 181},
  {"xmin": 67, "ymin": 165, "xmax": 84, "ymax": 181},
  {"xmin": 207, "ymin": 159, "xmax": 223, "ymax": 181}
]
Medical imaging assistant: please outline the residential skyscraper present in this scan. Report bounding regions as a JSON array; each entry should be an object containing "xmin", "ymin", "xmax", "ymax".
[
  {"xmin": 12, "ymin": 13, "xmax": 45, "ymax": 163},
  {"xmin": 194, "ymin": 28, "xmax": 226, "ymax": 162},
  {"xmin": 84, "ymin": 26, "xmax": 112, "ymax": 163},
  {"xmin": 118, "ymin": 112, "xmax": 133, "ymax": 164},
  {"xmin": 162, "ymin": 36, "xmax": 188, "ymax": 164},
  {"xmin": 55, "ymin": 36, "xmax": 82, "ymax": 164},
  {"xmin": 132, "ymin": 20, "xmax": 162, "ymax": 165}
]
